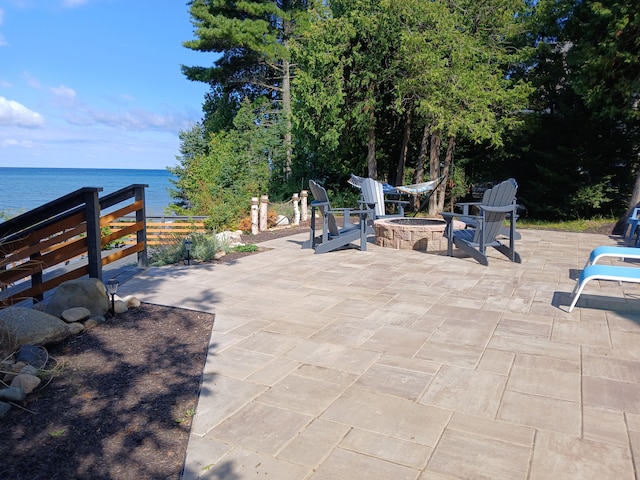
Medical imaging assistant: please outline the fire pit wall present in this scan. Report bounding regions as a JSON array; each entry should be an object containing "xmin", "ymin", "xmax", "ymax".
[{"xmin": 373, "ymin": 217, "xmax": 466, "ymax": 252}]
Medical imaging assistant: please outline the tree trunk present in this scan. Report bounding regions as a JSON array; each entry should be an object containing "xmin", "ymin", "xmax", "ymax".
[
  {"xmin": 413, "ymin": 124, "xmax": 430, "ymax": 210},
  {"xmin": 395, "ymin": 111, "xmax": 412, "ymax": 186},
  {"xmin": 282, "ymin": 58, "xmax": 292, "ymax": 178},
  {"xmin": 437, "ymin": 136, "xmax": 455, "ymax": 212},
  {"xmin": 428, "ymin": 130, "xmax": 442, "ymax": 215},
  {"xmin": 367, "ymin": 103, "xmax": 377, "ymax": 179}
]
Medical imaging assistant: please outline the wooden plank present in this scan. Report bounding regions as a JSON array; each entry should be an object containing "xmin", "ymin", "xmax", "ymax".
[
  {"xmin": 102, "ymin": 243, "xmax": 145, "ymax": 266},
  {"xmin": 2, "ymin": 265, "xmax": 89, "ymax": 305},
  {"xmin": 99, "ymin": 200, "xmax": 145, "ymax": 225},
  {"xmin": 0, "ymin": 260, "xmax": 45, "ymax": 286},
  {"xmin": 101, "ymin": 221, "xmax": 143, "ymax": 246},
  {"xmin": 0, "ymin": 211, "xmax": 86, "ymax": 254}
]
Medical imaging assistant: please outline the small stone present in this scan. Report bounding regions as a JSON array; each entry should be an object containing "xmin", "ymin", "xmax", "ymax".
[
  {"xmin": 0, "ymin": 386, "xmax": 26, "ymax": 403},
  {"xmin": 11, "ymin": 374, "xmax": 41, "ymax": 394},
  {"xmin": 214, "ymin": 251, "xmax": 226, "ymax": 260},
  {"xmin": 61, "ymin": 307, "xmax": 92, "ymax": 323},
  {"xmin": 67, "ymin": 322, "xmax": 85, "ymax": 335},
  {"xmin": 84, "ymin": 316, "xmax": 106, "ymax": 329},
  {"xmin": 20, "ymin": 365, "xmax": 39, "ymax": 376},
  {"xmin": 0, "ymin": 401, "xmax": 11, "ymax": 418},
  {"xmin": 11, "ymin": 361, "xmax": 27, "ymax": 373},
  {"xmin": 122, "ymin": 296, "xmax": 141, "ymax": 308},
  {"xmin": 16, "ymin": 345, "xmax": 48, "ymax": 369},
  {"xmin": 114, "ymin": 300, "xmax": 128, "ymax": 314}
]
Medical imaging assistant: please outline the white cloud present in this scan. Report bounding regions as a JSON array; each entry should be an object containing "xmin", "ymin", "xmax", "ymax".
[
  {"xmin": 23, "ymin": 72, "xmax": 42, "ymax": 89},
  {"xmin": 0, "ymin": 80, "xmax": 12, "ymax": 88},
  {"xmin": 50, "ymin": 84, "xmax": 76, "ymax": 100},
  {"xmin": 0, "ymin": 9, "xmax": 7, "ymax": 47},
  {"xmin": 1, "ymin": 138, "xmax": 38, "ymax": 148},
  {"xmin": 62, "ymin": 0, "xmax": 89, "ymax": 8},
  {"xmin": 50, "ymin": 84, "xmax": 77, "ymax": 107},
  {"xmin": 66, "ymin": 107, "xmax": 189, "ymax": 133},
  {"xmin": 0, "ymin": 96, "xmax": 45, "ymax": 127}
]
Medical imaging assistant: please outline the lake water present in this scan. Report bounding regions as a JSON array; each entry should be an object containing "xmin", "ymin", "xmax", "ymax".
[{"xmin": 0, "ymin": 167, "xmax": 176, "ymax": 217}]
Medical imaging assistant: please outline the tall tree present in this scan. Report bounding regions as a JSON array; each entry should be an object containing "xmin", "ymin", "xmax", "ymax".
[
  {"xmin": 562, "ymin": 0, "xmax": 640, "ymax": 226},
  {"xmin": 182, "ymin": 0, "xmax": 311, "ymax": 177}
]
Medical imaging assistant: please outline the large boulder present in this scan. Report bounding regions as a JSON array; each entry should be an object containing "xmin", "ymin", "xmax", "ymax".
[
  {"xmin": 44, "ymin": 278, "xmax": 109, "ymax": 318},
  {"xmin": 0, "ymin": 307, "xmax": 71, "ymax": 356}
]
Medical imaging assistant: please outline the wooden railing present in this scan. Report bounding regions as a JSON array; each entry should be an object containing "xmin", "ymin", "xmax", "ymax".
[
  {"xmin": 108, "ymin": 216, "xmax": 206, "ymax": 246},
  {"xmin": 0, "ymin": 184, "xmax": 148, "ymax": 307}
]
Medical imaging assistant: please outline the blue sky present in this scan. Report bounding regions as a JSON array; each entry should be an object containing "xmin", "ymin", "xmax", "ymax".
[{"xmin": 0, "ymin": 0, "xmax": 212, "ymax": 170}]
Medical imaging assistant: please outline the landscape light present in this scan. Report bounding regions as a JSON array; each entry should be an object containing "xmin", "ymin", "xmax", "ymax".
[
  {"xmin": 106, "ymin": 278, "xmax": 119, "ymax": 316},
  {"xmin": 184, "ymin": 239, "xmax": 193, "ymax": 266}
]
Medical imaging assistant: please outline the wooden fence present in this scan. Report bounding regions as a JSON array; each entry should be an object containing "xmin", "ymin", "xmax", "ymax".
[
  {"xmin": 0, "ymin": 184, "xmax": 148, "ymax": 306},
  {"xmin": 107, "ymin": 217, "xmax": 207, "ymax": 246}
]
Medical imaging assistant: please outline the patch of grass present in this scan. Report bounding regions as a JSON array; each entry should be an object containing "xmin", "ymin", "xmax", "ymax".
[
  {"xmin": 49, "ymin": 428, "xmax": 66, "ymax": 437},
  {"xmin": 517, "ymin": 217, "xmax": 617, "ymax": 233},
  {"xmin": 233, "ymin": 244, "xmax": 258, "ymax": 253},
  {"xmin": 175, "ymin": 408, "xmax": 196, "ymax": 424}
]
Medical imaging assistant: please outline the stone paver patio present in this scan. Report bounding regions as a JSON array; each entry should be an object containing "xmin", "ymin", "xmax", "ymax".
[{"xmin": 117, "ymin": 229, "xmax": 640, "ymax": 479}]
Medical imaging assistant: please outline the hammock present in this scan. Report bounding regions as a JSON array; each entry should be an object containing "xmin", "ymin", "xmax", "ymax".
[
  {"xmin": 349, "ymin": 173, "xmax": 444, "ymax": 196},
  {"xmin": 349, "ymin": 173, "xmax": 447, "ymax": 216}
]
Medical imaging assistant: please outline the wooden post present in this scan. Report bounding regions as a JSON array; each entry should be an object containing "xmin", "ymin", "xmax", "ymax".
[
  {"xmin": 301, "ymin": 190, "xmax": 308, "ymax": 222},
  {"xmin": 84, "ymin": 189, "xmax": 102, "ymax": 281},
  {"xmin": 259, "ymin": 195, "xmax": 268, "ymax": 232},
  {"xmin": 251, "ymin": 197, "xmax": 259, "ymax": 235},
  {"xmin": 292, "ymin": 193, "xmax": 300, "ymax": 226},
  {"xmin": 134, "ymin": 185, "xmax": 148, "ymax": 268}
]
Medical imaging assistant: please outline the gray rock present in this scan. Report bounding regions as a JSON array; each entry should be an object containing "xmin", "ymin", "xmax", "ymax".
[
  {"xmin": 0, "ymin": 308, "xmax": 70, "ymax": 357},
  {"xmin": 61, "ymin": 306, "xmax": 91, "ymax": 323},
  {"xmin": 67, "ymin": 322, "xmax": 85, "ymax": 335},
  {"xmin": 16, "ymin": 344, "xmax": 48, "ymax": 369},
  {"xmin": 20, "ymin": 365, "xmax": 39, "ymax": 376},
  {"xmin": 0, "ymin": 386, "xmax": 26, "ymax": 403},
  {"xmin": 0, "ymin": 401, "xmax": 11, "ymax": 418},
  {"xmin": 84, "ymin": 316, "xmax": 106, "ymax": 329},
  {"xmin": 11, "ymin": 374, "xmax": 41, "ymax": 394},
  {"xmin": 44, "ymin": 277, "xmax": 109, "ymax": 318}
]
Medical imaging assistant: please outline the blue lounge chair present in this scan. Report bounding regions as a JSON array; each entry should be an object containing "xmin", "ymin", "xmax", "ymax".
[
  {"xmin": 582, "ymin": 245, "xmax": 640, "ymax": 268},
  {"xmin": 568, "ymin": 264, "xmax": 640, "ymax": 312}
]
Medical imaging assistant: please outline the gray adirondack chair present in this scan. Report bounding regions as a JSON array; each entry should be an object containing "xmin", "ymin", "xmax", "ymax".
[
  {"xmin": 360, "ymin": 177, "xmax": 409, "ymax": 220},
  {"xmin": 302, "ymin": 180, "xmax": 373, "ymax": 254},
  {"xmin": 441, "ymin": 178, "xmax": 521, "ymax": 266}
]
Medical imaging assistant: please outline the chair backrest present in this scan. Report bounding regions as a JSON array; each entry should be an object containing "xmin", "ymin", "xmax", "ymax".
[
  {"xmin": 361, "ymin": 178, "xmax": 386, "ymax": 217},
  {"xmin": 473, "ymin": 178, "xmax": 517, "ymax": 243},
  {"xmin": 309, "ymin": 180, "xmax": 340, "ymax": 236}
]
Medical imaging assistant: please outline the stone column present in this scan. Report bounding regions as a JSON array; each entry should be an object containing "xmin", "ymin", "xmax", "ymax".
[
  {"xmin": 301, "ymin": 190, "xmax": 308, "ymax": 222},
  {"xmin": 251, "ymin": 197, "xmax": 259, "ymax": 235},
  {"xmin": 292, "ymin": 193, "xmax": 300, "ymax": 226},
  {"xmin": 259, "ymin": 195, "xmax": 269, "ymax": 232}
]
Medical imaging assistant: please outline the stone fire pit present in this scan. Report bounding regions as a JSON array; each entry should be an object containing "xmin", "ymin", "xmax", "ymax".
[{"xmin": 374, "ymin": 217, "xmax": 465, "ymax": 252}]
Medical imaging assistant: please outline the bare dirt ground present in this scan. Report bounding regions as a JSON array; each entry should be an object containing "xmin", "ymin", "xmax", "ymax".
[{"xmin": 0, "ymin": 304, "xmax": 214, "ymax": 480}]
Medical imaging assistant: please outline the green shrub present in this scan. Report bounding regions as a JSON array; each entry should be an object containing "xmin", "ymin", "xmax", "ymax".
[{"xmin": 148, "ymin": 232, "xmax": 229, "ymax": 266}]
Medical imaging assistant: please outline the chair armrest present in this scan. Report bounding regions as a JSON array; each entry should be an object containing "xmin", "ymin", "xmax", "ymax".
[
  {"xmin": 385, "ymin": 199, "xmax": 410, "ymax": 206},
  {"xmin": 310, "ymin": 200, "xmax": 330, "ymax": 208},
  {"xmin": 480, "ymin": 204, "xmax": 517, "ymax": 213},
  {"xmin": 441, "ymin": 212, "xmax": 483, "ymax": 221},
  {"xmin": 455, "ymin": 202, "xmax": 481, "ymax": 215}
]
